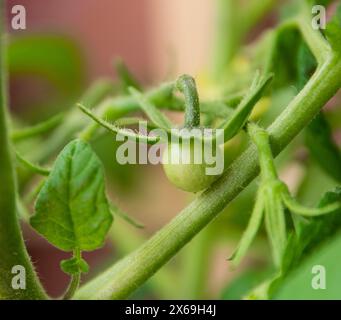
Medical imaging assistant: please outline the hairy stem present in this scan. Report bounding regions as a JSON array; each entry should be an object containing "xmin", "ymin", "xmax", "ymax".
[
  {"xmin": 11, "ymin": 112, "xmax": 64, "ymax": 142},
  {"xmin": 109, "ymin": 221, "xmax": 179, "ymax": 299},
  {"xmin": 63, "ymin": 273, "xmax": 80, "ymax": 300},
  {"xmin": 15, "ymin": 150, "xmax": 51, "ymax": 176},
  {"xmin": 75, "ymin": 52, "xmax": 341, "ymax": 299},
  {"xmin": 0, "ymin": 1, "xmax": 47, "ymax": 300},
  {"xmin": 62, "ymin": 249, "xmax": 82, "ymax": 300},
  {"xmin": 176, "ymin": 75, "xmax": 201, "ymax": 128}
]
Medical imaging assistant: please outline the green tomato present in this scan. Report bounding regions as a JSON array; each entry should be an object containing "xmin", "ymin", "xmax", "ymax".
[{"xmin": 162, "ymin": 142, "xmax": 223, "ymax": 193}]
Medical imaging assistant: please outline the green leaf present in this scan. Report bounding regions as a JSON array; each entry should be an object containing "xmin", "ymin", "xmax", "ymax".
[
  {"xmin": 275, "ymin": 230, "xmax": 341, "ymax": 299},
  {"xmin": 306, "ymin": 112, "xmax": 341, "ymax": 184},
  {"xmin": 258, "ymin": 187, "xmax": 341, "ymax": 298},
  {"xmin": 296, "ymin": 187, "xmax": 341, "ymax": 256},
  {"xmin": 30, "ymin": 139, "xmax": 113, "ymax": 252},
  {"xmin": 283, "ymin": 188, "xmax": 341, "ymax": 272},
  {"xmin": 61, "ymin": 257, "xmax": 89, "ymax": 275},
  {"xmin": 129, "ymin": 87, "xmax": 174, "ymax": 130}
]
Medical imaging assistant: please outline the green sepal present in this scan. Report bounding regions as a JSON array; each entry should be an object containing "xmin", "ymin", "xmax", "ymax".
[
  {"xmin": 263, "ymin": 181, "xmax": 287, "ymax": 268},
  {"xmin": 282, "ymin": 192, "xmax": 341, "ymax": 217},
  {"xmin": 229, "ymin": 193, "xmax": 264, "ymax": 267},
  {"xmin": 78, "ymin": 104, "xmax": 160, "ymax": 145},
  {"xmin": 219, "ymin": 72, "xmax": 273, "ymax": 142}
]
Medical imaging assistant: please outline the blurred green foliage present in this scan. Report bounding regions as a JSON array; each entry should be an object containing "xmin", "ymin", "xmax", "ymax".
[{"xmin": 9, "ymin": 35, "xmax": 84, "ymax": 96}]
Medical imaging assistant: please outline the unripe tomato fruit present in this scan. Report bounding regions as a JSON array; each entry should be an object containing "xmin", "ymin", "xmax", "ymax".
[{"xmin": 162, "ymin": 142, "xmax": 223, "ymax": 193}]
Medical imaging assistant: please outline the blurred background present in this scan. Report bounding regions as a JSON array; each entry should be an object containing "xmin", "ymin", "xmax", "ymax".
[{"xmin": 4, "ymin": 0, "xmax": 341, "ymax": 299}]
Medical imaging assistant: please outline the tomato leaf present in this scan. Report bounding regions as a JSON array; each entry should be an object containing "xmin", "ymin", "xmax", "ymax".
[
  {"xmin": 30, "ymin": 139, "xmax": 113, "ymax": 252},
  {"xmin": 305, "ymin": 113, "xmax": 341, "ymax": 183},
  {"xmin": 275, "ymin": 232, "xmax": 341, "ymax": 299},
  {"xmin": 246, "ymin": 187, "xmax": 341, "ymax": 298},
  {"xmin": 278, "ymin": 189, "xmax": 341, "ymax": 278}
]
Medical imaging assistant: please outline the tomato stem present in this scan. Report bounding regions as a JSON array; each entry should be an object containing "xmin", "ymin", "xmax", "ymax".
[
  {"xmin": 0, "ymin": 1, "xmax": 48, "ymax": 299},
  {"xmin": 176, "ymin": 75, "xmax": 201, "ymax": 128}
]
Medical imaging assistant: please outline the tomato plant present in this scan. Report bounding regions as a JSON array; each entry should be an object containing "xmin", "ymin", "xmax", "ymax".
[{"xmin": 1, "ymin": 0, "xmax": 341, "ymax": 301}]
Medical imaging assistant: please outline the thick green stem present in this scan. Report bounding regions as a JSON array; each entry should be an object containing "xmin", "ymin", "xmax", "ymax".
[
  {"xmin": 75, "ymin": 54, "xmax": 341, "ymax": 299},
  {"xmin": 0, "ymin": 2, "xmax": 47, "ymax": 300},
  {"xmin": 109, "ymin": 221, "xmax": 179, "ymax": 299}
]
